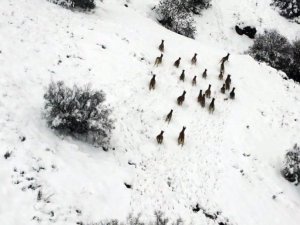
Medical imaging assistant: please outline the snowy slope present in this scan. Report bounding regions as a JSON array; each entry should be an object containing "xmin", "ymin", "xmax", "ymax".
[
  {"xmin": 0, "ymin": 0, "xmax": 300, "ymax": 225},
  {"xmin": 129, "ymin": 0, "xmax": 300, "ymax": 52}
]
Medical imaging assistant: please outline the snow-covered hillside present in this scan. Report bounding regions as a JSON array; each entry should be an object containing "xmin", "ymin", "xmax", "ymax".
[
  {"xmin": 130, "ymin": 0, "xmax": 300, "ymax": 52},
  {"xmin": 0, "ymin": 0, "xmax": 300, "ymax": 225}
]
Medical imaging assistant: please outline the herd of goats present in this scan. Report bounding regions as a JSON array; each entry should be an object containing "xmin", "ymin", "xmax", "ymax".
[{"xmin": 149, "ymin": 40, "xmax": 236, "ymax": 146}]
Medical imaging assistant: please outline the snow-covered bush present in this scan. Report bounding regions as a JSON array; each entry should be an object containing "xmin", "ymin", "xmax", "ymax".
[
  {"xmin": 286, "ymin": 39, "xmax": 300, "ymax": 82},
  {"xmin": 156, "ymin": 0, "xmax": 196, "ymax": 39},
  {"xmin": 271, "ymin": 0, "xmax": 300, "ymax": 19},
  {"xmin": 249, "ymin": 30, "xmax": 300, "ymax": 82},
  {"xmin": 49, "ymin": 0, "xmax": 95, "ymax": 10},
  {"xmin": 44, "ymin": 81, "xmax": 113, "ymax": 146},
  {"xmin": 249, "ymin": 30, "xmax": 293, "ymax": 74},
  {"xmin": 293, "ymin": 39, "xmax": 300, "ymax": 60},
  {"xmin": 282, "ymin": 144, "xmax": 300, "ymax": 185},
  {"xmin": 187, "ymin": 0, "xmax": 211, "ymax": 15},
  {"xmin": 89, "ymin": 211, "xmax": 183, "ymax": 225}
]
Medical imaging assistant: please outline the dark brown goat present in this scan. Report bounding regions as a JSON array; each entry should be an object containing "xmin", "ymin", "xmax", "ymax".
[
  {"xmin": 177, "ymin": 90, "xmax": 186, "ymax": 106},
  {"xmin": 178, "ymin": 126, "xmax": 186, "ymax": 146},
  {"xmin": 220, "ymin": 53, "xmax": 230, "ymax": 64},
  {"xmin": 156, "ymin": 130, "xmax": 164, "ymax": 144},
  {"xmin": 165, "ymin": 109, "xmax": 173, "ymax": 123},
  {"xmin": 220, "ymin": 84, "xmax": 226, "ymax": 94},
  {"xmin": 149, "ymin": 75, "xmax": 156, "ymax": 90},
  {"xmin": 154, "ymin": 54, "xmax": 163, "ymax": 67},
  {"xmin": 191, "ymin": 53, "xmax": 197, "ymax": 65},
  {"xmin": 205, "ymin": 84, "xmax": 211, "ymax": 98},
  {"xmin": 225, "ymin": 75, "xmax": 231, "ymax": 90},
  {"xmin": 179, "ymin": 70, "xmax": 185, "ymax": 82},
  {"xmin": 208, "ymin": 98, "xmax": 215, "ymax": 114},
  {"xmin": 202, "ymin": 69, "xmax": 207, "ymax": 79},
  {"xmin": 192, "ymin": 76, "xmax": 197, "ymax": 86},
  {"xmin": 158, "ymin": 40, "xmax": 164, "ymax": 52},
  {"xmin": 230, "ymin": 87, "xmax": 235, "ymax": 99},
  {"xmin": 174, "ymin": 57, "xmax": 181, "ymax": 68}
]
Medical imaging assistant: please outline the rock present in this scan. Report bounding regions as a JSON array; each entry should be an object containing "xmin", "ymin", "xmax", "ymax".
[
  {"xmin": 235, "ymin": 25, "xmax": 257, "ymax": 39},
  {"xmin": 243, "ymin": 26, "xmax": 257, "ymax": 39},
  {"xmin": 124, "ymin": 182, "xmax": 132, "ymax": 189}
]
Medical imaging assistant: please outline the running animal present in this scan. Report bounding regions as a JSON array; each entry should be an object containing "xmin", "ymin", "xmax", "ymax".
[
  {"xmin": 178, "ymin": 126, "xmax": 186, "ymax": 146},
  {"xmin": 154, "ymin": 54, "xmax": 163, "ymax": 67},
  {"xmin": 156, "ymin": 130, "xmax": 164, "ymax": 144},
  {"xmin": 177, "ymin": 90, "xmax": 186, "ymax": 106},
  {"xmin": 158, "ymin": 40, "xmax": 164, "ymax": 52},
  {"xmin": 149, "ymin": 74, "xmax": 156, "ymax": 90}
]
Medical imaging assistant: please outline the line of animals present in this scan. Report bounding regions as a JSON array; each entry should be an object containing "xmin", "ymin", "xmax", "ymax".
[{"xmin": 150, "ymin": 40, "xmax": 236, "ymax": 146}]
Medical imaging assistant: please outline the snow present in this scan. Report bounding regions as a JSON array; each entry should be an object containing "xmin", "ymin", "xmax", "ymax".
[{"xmin": 0, "ymin": 0, "xmax": 300, "ymax": 224}]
